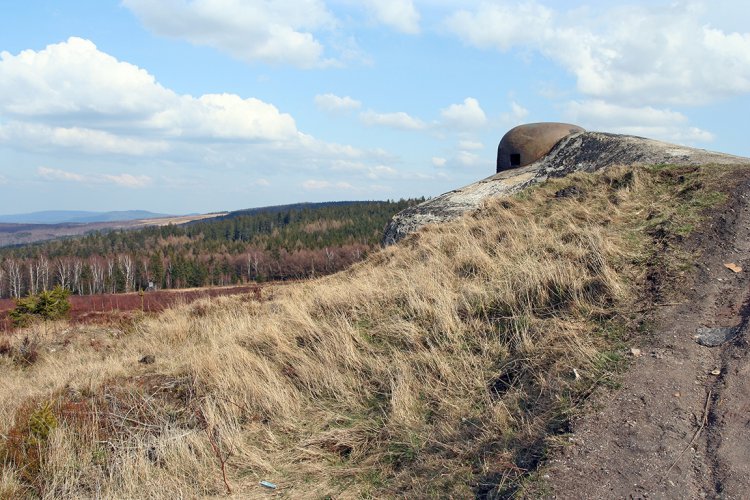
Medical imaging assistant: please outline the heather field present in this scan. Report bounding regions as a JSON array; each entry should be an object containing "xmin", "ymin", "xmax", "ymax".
[{"xmin": 0, "ymin": 285, "xmax": 263, "ymax": 332}]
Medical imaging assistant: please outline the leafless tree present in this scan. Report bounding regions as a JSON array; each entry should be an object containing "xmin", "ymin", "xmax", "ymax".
[
  {"xmin": 28, "ymin": 261, "xmax": 38, "ymax": 295},
  {"xmin": 56, "ymin": 258, "xmax": 71, "ymax": 290},
  {"xmin": 38, "ymin": 256, "xmax": 50, "ymax": 291},
  {"xmin": 141, "ymin": 257, "xmax": 151, "ymax": 288},
  {"xmin": 324, "ymin": 247, "xmax": 335, "ymax": 272},
  {"xmin": 247, "ymin": 251, "xmax": 263, "ymax": 281},
  {"xmin": 107, "ymin": 258, "xmax": 116, "ymax": 293},
  {"xmin": 0, "ymin": 265, "xmax": 6, "ymax": 299},
  {"xmin": 90, "ymin": 258, "xmax": 105, "ymax": 295},
  {"xmin": 5, "ymin": 259, "xmax": 23, "ymax": 299},
  {"xmin": 72, "ymin": 259, "xmax": 83, "ymax": 295},
  {"xmin": 119, "ymin": 254, "xmax": 135, "ymax": 292}
]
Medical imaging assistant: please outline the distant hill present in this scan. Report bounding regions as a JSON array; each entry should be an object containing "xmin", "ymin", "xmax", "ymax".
[{"xmin": 0, "ymin": 210, "xmax": 171, "ymax": 224}]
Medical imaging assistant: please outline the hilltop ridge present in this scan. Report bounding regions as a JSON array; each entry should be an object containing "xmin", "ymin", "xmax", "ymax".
[{"xmin": 384, "ymin": 131, "xmax": 750, "ymax": 245}]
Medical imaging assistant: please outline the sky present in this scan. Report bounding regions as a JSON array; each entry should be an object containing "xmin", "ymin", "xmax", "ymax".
[{"xmin": 0, "ymin": 0, "xmax": 749, "ymax": 215}]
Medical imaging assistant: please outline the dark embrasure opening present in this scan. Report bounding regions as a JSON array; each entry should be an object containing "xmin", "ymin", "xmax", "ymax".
[{"xmin": 510, "ymin": 153, "xmax": 521, "ymax": 167}]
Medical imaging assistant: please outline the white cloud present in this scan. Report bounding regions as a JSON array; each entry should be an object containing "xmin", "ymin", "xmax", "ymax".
[
  {"xmin": 454, "ymin": 151, "xmax": 483, "ymax": 167},
  {"xmin": 102, "ymin": 173, "xmax": 152, "ymax": 188},
  {"xmin": 445, "ymin": 2, "xmax": 750, "ymax": 106},
  {"xmin": 362, "ymin": 0, "xmax": 421, "ymax": 34},
  {"xmin": 500, "ymin": 101, "xmax": 529, "ymax": 126},
  {"xmin": 360, "ymin": 110, "xmax": 426, "ymax": 130},
  {"xmin": 254, "ymin": 178, "xmax": 271, "ymax": 187},
  {"xmin": 123, "ymin": 0, "xmax": 336, "ymax": 68},
  {"xmin": 440, "ymin": 97, "xmax": 487, "ymax": 129},
  {"xmin": 37, "ymin": 167, "xmax": 86, "ymax": 182},
  {"xmin": 151, "ymin": 93, "xmax": 297, "ymax": 141},
  {"xmin": 302, "ymin": 179, "xmax": 355, "ymax": 190},
  {"xmin": 432, "ymin": 156, "xmax": 447, "ymax": 168},
  {"xmin": 565, "ymin": 100, "xmax": 715, "ymax": 144},
  {"xmin": 0, "ymin": 38, "xmax": 299, "ymax": 148},
  {"xmin": 366, "ymin": 165, "xmax": 398, "ymax": 179},
  {"xmin": 458, "ymin": 139, "xmax": 484, "ymax": 150},
  {"xmin": 314, "ymin": 93, "xmax": 362, "ymax": 112},
  {"xmin": 0, "ymin": 122, "xmax": 169, "ymax": 156},
  {"xmin": 37, "ymin": 167, "xmax": 153, "ymax": 188}
]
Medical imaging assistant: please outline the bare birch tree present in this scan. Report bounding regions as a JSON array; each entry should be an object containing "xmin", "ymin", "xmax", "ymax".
[
  {"xmin": 55, "ymin": 258, "xmax": 71, "ymax": 290},
  {"xmin": 5, "ymin": 259, "xmax": 23, "ymax": 299},
  {"xmin": 38, "ymin": 256, "xmax": 50, "ymax": 291},
  {"xmin": 90, "ymin": 258, "xmax": 105, "ymax": 295},
  {"xmin": 119, "ymin": 254, "xmax": 135, "ymax": 292},
  {"xmin": 28, "ymin": 261, "xmax": 38, "ymax": 295},
  {"xmin": 72, "ymin": 259, "xmax": 83, "ymax": 295}
]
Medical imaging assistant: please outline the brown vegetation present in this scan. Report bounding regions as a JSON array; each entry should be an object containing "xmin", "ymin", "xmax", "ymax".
[
  {"xmin": 0, "ymin": 285, "xmax": 263, "ymax": 332},
  {"xmin": 0, "ymin": 164, "xmax": 736, "ymax": 498}
]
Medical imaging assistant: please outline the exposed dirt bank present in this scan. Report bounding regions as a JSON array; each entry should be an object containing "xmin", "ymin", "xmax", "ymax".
[{"xmin": 538, "ymin": 167, "xmax": 750, "ymax": 499}]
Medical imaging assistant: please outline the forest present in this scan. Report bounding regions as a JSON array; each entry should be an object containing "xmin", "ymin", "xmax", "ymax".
[{"xmin": 0, "ymin": 200, "xmax": 420, "ymax": 298}]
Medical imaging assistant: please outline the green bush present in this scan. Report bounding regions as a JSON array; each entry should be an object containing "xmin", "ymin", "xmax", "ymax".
[{"xmin": 10, "ymin": 287, "xmax": 71, "ymax": 327}]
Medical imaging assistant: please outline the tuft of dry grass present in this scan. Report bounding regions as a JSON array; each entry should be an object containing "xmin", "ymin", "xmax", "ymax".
[{"xmin": 0, "ymin": 164, "xmax": 737, "ymax": 498}]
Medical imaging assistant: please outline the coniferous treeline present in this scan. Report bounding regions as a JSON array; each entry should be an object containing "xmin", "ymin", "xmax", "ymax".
[{"xmin": 0, "ymin": 199, "xmax": 421, "ymax": 298}]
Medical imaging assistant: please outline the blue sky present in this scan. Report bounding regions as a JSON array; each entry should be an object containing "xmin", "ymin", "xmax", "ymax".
[{"xmin": 1, "ymin": 0, "xmax": 749, "ymax": 215}]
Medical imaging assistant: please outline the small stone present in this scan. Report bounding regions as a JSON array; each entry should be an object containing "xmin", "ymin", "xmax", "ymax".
[
  {"xmin": 139, "ymin": 354, "xmax": 156, "ymax": 364},
  {"xmin": 630, "ymin": 347, "xmax": 642, "ymax": 357},
  {"xmin": 673, "ymin": 392, "xmax": 681, "ymax": 397}
]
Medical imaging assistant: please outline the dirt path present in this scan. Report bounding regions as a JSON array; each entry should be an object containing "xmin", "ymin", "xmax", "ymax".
[{"xmin": 538, "ymin": 170, "xmax": 750, "ymax": 499}]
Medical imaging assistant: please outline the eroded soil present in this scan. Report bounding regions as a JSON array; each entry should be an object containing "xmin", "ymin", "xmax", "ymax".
[{"xmin": 538, "ymin": 168, "xmax": 750, "ymax": 499}]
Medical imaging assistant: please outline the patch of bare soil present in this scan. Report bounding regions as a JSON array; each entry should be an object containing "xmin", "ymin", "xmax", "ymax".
[{"xmin": 538, "ymin": 168, "xmax": 750, "ymax": 499}]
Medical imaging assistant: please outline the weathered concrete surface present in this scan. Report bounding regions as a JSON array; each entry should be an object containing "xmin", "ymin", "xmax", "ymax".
[
  {"xmin": 384, "ymin": 132, "xmax": 750, "ymax": 245},
  {"xmin": 497, "ymin": 122, "xmax": 584, "ymax": 172}
]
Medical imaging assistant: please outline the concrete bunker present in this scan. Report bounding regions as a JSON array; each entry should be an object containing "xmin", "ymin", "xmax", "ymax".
[{"xmin": 497, "ymin": 122, "xmax": 585, "ymax": 173}]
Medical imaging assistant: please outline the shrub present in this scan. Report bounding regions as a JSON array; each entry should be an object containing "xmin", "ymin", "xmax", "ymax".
[{"xmin": 9, "ymin": 287, "xmax": 71, "ymax": 327}]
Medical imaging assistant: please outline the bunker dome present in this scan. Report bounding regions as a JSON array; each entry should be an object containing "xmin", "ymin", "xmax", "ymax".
[{"xmin": 497, "ymin": 122, "xmax": 585, "ymax": 173}]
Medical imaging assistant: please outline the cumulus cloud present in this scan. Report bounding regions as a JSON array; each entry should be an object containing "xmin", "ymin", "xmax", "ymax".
[
  {"xmin": 500, "ymin": 101, "xmax": 529, "ymax": 126},
  {"xmin": 123, "ymin": 0, "xmax": 336, "ymax": 68},
  {"xmin": 565, "ymin": 100, "xmax": 715, "ymax": 143},
  {"xmin": 362, "ymin": 0, "xmax": 420, "ymax": 34},
  {"xmin": 150, "ymin": 93, "xmax": 297, "ymax": 141},
  {"xmin": 0, "ymin": 38, "xmax": 299, "ymax": 150},
  {"xmin": 440, "ymin": 98, "xmax": 487, "ymax": 129},
  {"xmin": 445, "ymin": 2, "xmax": 750, "ymax": 106},
  {"xmin": 360, "ymin": 110, "xmax": 426, "ymax": 130},
  {"xmin": 314, "ymin": 93, "xmax": 362, "ymax": 112},
  {"xmin": 37, "ymin": 167, "xmax": 152, "ymax": 188},
  {"xmin": 432, "ymin": 156, "xmax": 447, "ymax": 168}
]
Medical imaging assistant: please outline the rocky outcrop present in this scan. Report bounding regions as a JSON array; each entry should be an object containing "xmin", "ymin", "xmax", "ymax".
[{"xmin": 383, "ymin": 132, "xmax": 750, "ymax": 245}]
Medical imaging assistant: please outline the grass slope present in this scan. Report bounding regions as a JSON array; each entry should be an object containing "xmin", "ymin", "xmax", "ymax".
[{"xmin": 0, "ymin": 164, "xmax": 738, "ymax": 498}]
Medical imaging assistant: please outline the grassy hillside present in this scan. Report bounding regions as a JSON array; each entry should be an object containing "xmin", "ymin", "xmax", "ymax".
[{"xmin": 0, "ymin": 164, "xmax": 737, "ymax": 498}]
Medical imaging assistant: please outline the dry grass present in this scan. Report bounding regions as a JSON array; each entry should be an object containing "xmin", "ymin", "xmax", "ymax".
[{"xmin": 0, "ymin": 165, "xmax": 734, "ymax": 498}]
